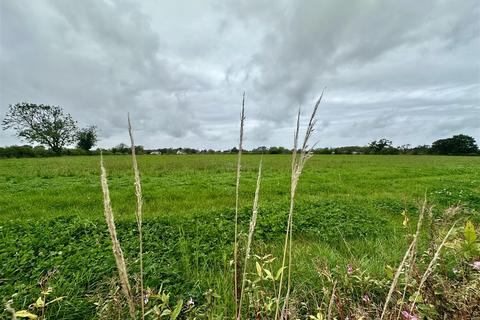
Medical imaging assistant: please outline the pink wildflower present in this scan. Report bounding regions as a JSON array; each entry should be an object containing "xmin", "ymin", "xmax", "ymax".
[
  {"xmin": 401, "ymin": 310, "xmax": 418, "ymax": 320},
  {"xmin": 347, "ymin": 264, "xmax": 353, "ymax": 275},
  {"xmin": 472, "ymin": 261, "xmax": 480, "ymax": 271},
  {"xmin": 362, "ymin": 294, "xmax": 370, "ymax": 304}
]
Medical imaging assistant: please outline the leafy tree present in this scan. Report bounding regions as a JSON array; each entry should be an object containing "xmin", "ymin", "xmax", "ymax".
[
  {"xmin": 268, "ymin": 146, "xmax": 289, "ymax": 154},
  {"xmin": 411, "ymin": 145, "xmax": 432, "ymax": 155},
  {"xmin": 2, "ymin": 103, "xmax": 78, "ymax": 153},
  {"xmin": 432, "ymin": 134, "xmax": 478, "ymax": 155},
  {"xmin": 111, "ymin": 143, "xmax": 129, "ymax": 154},
  {"xmin": 76, "ymin": 126, "xmax": 98, "ymax": 151},
  {"xmin": 368, "ymin": 138, "xmax": 393, "ymax": 153},
  {"xmin": 252, "ymin": 146, "xmax": 267, "ymax": 153}
]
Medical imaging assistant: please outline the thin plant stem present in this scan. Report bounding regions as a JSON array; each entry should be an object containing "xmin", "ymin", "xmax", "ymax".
[
  {"xmin": 396, "ymin": 195, "xmax": 429, "ymax": 319},
  {"xmin": 128, "ymin": 114, "xmax": 144, "ymax": 320},
  {"xmin": 409, "ymin": 222, "xmax": 456, "ymax": 314},
  {"xmin": 275, "ymin": 90, "xmax": 325, "ymax": 320},
  {"xmin": 234, "ymin": 92, "xmax": 246, "ymax": 316},
  {"xmin": 5, "ymin": 300, "xmax": 17, "ymax": 320},
  {"xmin": 381, "ymin": 198, "xmax": 426, "ymax": 320},
  {"xmin": 327, "ymin": 281, "xmax": 337, "ymax": 320},
  {"xmin": 237, "ymin": 158, "xmax": 263, "ymax": 320},
  {"xmin": 100, "ymin": 154, "xmax": 136, "ymax": 319},
  {"xmin": 275, "ymin": 107, "xmax": 300, "ymax": 320}
]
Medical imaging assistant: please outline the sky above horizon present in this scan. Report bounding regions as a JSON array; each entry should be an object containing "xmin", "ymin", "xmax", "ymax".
[{"xmin": 1, "ymin": 0, "xmax": 479, "ymax": 149}]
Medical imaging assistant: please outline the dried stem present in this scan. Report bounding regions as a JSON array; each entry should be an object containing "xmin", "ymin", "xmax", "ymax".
[
  {"xmin": 234, "ymin": 92, "xmax": 245, "ymax": 315},
  {"xmin": 381, "ymin": 199, "xmax": 426, "ymax": 320},
  {"xmin": 275, "ymin": 89, "xmax": 325, "ymax": 320},
  {"xmin": 5, "ymin": 300, "xmax": 17, "ymax": 320},
  {"xmin": 128, "ymin": 114, "xmax": 144, "ymax": 320},
  {"xmin": 237, "ymin": 158, "xmax": 263, "ymax": 320},
  {"xmin": 396, "ymin": 196, "xmax": 430, "ymax": 319},
  {"xmin": 100, "ymin": 154, "xmax": 136, "ymax": 319},
  {"xmin": 409, "ymin": 222, "xmax": 456, "ymax": 314},
  {"xmin": 327, "ymin": 281, "xmax": 337, "ymax": 320}
]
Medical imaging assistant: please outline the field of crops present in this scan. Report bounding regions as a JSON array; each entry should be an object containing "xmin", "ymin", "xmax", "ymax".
[{"xmin": 1, "ymin": 154, "xmax": 479, "ymax": 319}]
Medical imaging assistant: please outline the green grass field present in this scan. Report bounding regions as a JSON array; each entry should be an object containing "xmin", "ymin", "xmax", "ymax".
[{"xmin": 1, "ymin": 155, "xmax": 479, "ymax": 319}]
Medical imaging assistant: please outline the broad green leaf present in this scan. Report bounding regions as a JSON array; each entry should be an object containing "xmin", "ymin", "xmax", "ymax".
[
  {"xmin": 41, "ymin": 287, "xmax": 53, "ymax": 295},
  {"xmin": 465, "ymin": 221, "xmax": 476, "ymax": 245},
  {"xmin": 401, "ymin": 210, "xmax": 409, "ymax": 227},
  {"xmin": 264, "ymin": 268, "xmax": 274, "ymax": 280},
  {"xmin": 15, "ymin": 310, "xmax": 38, "ymax": 319},
  {"xmin": 34, "ymin": 297, "xmax": 45, "ymax": 308},
  {"xmin": 275, "ymin": 267, "xmax": 286, "ymax": 280},
  {"xmin": 170, "ymin": 299, "xmax": 183, "ymax": 320},
  {"xmin": 409, "ymin": 293, "xmax": 423, "ymax": 303},
  {"xmin": 256, "ymin": 262, "xmax": 262, "ymax": 277},
  {"xmin": 161, "ymin": 309, "xmax": 171, "ymax": 316},
  {"xmin": 385, "ymin": 266, "xmax": 394, "ymax": 279}
]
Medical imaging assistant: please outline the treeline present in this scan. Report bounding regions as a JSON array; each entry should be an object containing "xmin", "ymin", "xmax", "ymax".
[
  {"xmin": 2, "ymin": 103, "xmax": 478, "ymax": 158},
  {"xmin": 0, "ymin": 144, "xmax": 145, "ymax": 158},
  {"xmin": 2, "ymin": 134, "xmax": 478, "ymax": 158}
]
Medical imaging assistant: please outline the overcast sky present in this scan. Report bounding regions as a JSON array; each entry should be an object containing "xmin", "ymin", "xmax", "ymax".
[{"xmin": 1, "ymin": 0, "xmax": 479, "ymax": 149}]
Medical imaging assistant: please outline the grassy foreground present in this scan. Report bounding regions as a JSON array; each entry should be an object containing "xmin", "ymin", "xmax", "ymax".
[{"xmin": 1, "ymin": 155, "xmax": 479, "ymax": 319}]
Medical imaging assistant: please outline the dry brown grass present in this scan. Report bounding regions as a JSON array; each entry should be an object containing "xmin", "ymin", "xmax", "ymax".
[
  {"xmin": 276, "ymin": 90, "xmax": 325, "ymax": 320},
  {"xmin": 234, "ymin": 92, "xmax": 246, "ymax": 316},
  {"xmin": 237, "ymin": 158, "xmax": 263, "ymax": 319},
  {"xmin": 128, "ymin": 114, "xmax": 145, "ymax": 320},
  {"xmin": 100, "ymin": 154, "xmax": 136, "ymax": 319}
]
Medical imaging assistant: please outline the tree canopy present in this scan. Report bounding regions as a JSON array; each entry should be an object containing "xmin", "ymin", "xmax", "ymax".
[
  {"xmin": 368, "ymin": 138, "xmax": 394, "ymax": 153},
  {"xmin": 2, "ymin": 103, "xmax": 78, "ymax": 153},
  {"xmin": 76, "ymin": 126, "xmax": 98, "ymax": 151},
  {"xmin": 432, "ymin": 134, "xmax": 478, "ymax": 155}
]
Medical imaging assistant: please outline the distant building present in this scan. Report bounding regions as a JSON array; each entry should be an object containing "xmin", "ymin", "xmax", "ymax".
[
  {"xmin": 176, "ymin": 150, "xmax": 186, "ymax": 155},
  {"xmin": 151, "ymin": 151, "xmax": 161, "ymax": 155}
]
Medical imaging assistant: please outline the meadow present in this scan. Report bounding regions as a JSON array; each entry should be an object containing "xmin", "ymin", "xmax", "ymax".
[{"xmin": 1, "ymin": 154, "xmax": 479, "ymax": 319}]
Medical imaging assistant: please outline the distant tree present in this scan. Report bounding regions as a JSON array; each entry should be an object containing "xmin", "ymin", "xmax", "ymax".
[
  {"xmin": 252, "ymin": 146, "xmax": 267, "ymax": 153},
  {"xmin": 313, "ymin": 148, "xmax": 332, "ymax": 154},
  {"xmin": 368, "ymin": 138, "xmax": 393, "ymax": 153},
  {"xmin": 111, "ymin": 143, "xmax": 129, "ymax": 154},
  {"xmin": 2, "ymin": 103, "xmax": 78, "ymax": 153},
  {"xmin": 411, "ymin": 145, "xmax": 432, "ymax": 155},
  {"xmin": 76, "ymin": 126, "xmax": 98, "ymax": 151},
  {"xmin": 334, "ymin": 146, "xmax": 368, "ymax": 154},
  {"xmin": 432, "ymin": 134, "xmax": 478, "ymax": 155},
  {"xmin": 398, "ymin": 144, "xmax": 411, "ymax": 154},
  {"xmin": 268, "ymin": 146, "xmax": 289, "ymax": 154}
]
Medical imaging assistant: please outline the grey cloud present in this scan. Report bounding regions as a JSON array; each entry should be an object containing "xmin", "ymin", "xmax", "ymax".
[{"xmin": 1, "ymin": 0, "xmax": 479, "ymax": 149}]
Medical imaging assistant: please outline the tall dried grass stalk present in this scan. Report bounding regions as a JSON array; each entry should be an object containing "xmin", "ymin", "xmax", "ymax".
[
  {"xmin": 409, "ymin": 222, "xmax": 456, "ymax": 314},
  {"xmin": 128, "ymin": 114, "xmax": 145, "ymax": 320},
  {"xmin": 100, "ymin": 154, "xmax": 136, "ymax": 319},
  {"xmin": 234, "ymin": 92, "xmax": 246, "ymax": 315},
  {"xmin": 327, "ymin": 281, "xmax": 337, "ymax": 320},
  {"xmin": 275, "ymin": 90, "xmax": 325, "ymax": 320},
  {"xmin": 237, "ymin": 158, "xmax": 263, "ymax": 320},
  {"xmin": 5, "ymin": 300, "xmax": 17, "ymax": 320},
  {"xmin": 395, "ymin": 197, "xmax": 430, "ymax": 319},
  {"xmin": 380, "ymin": 199, "xmax": 426, "ymax": 320}
]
